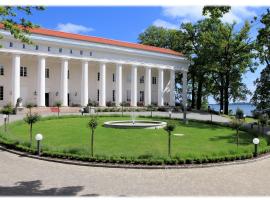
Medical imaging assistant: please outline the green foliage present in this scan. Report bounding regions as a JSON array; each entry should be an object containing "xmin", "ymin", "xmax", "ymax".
[
  {"xmin": 54, "ymin": 101, "xmax": 62, "ymax": 107},
  {"xmin": 23, "ymin": 113, "xmax": 41, "ymax": 125},
  {"xmin": 88, "ymin": 117, "xmax": 98, "ymax": 130},
  {"xmin": 164, "ymin": 123, "xmax": 176, "ymax": 133},
  {"xmin": 0, "ymin": 6, "xmax": 45, "ymax": 46},
  {"xmin": 1, "ymin": 103, "xmax": 14, "ymax": 115},
  {"xmin": 235, "ymin": 108, "xmax": 244, "ymax": 119},
  {"xmin": 202, "ymin": 6, "xmax": 231, "ymax": 19}
]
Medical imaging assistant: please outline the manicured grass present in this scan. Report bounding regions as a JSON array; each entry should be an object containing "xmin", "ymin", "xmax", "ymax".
[{"xmin": 0, "ymin": 115, "xmax": 268, "ymax": 159}]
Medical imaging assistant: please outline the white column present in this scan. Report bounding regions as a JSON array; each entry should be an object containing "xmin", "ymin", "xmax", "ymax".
[
  {"xmin": 131, "ymin": 65, "xmax": 137, "ymax": 107},
  {"xmin": 99, "ymin": 62, "xmax": 106, "ymax": 107},
  {"xmin": 11, "ymin": 54, "xmax": 20, "ymax": 107},
  {"xmin": 158, "ymin": 68, "xmax": 164, "ymax": 106},
  {"xmin": 37, "ymin": 56, "xmax": 46, "ymax": 107},
  {"xmin": 115, "ymin": 63, "xmax": 122, "ymax": 106},
  {"xmin": 169, "ymin": 69, "xmax": 175, "ymax": 106},
  {"xmin": 144, "ymin": 67, "xmax": 151, "ymax": 106},
  {"xmin": 81, "ymin": 60, "xmax": 88, "ymax": 106},
  {"xmin": 60, "ymin": 59, "xmax": 68, "ymax": 106},
  {"xmin": 182, "ymin": 71, "xmax": 188, "ymax": 122}
]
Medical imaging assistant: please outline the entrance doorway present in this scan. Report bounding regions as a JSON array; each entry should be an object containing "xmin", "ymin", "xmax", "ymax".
[{"xmin": 45, "ymin": 93, "xmax": 49, "ymax": 107}]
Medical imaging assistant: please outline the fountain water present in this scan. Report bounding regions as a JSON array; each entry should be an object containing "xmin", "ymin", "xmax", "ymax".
[{"xmin": 131, "ymin": 111, "xmax": 136, "ymax": 125}]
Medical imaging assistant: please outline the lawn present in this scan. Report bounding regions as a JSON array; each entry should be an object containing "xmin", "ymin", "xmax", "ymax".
[{"xmin": 0, "ymin": 115, "xmax": 267, "ymax": 159}]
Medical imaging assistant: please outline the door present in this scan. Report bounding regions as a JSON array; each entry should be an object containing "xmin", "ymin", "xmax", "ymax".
[
  {"xmin": 45, "ymin": 93, "xmax": 49, "ymax": 107},
  {"xmin": 68, "ymin": 93, "xmax": 70, "ymax": 106}
]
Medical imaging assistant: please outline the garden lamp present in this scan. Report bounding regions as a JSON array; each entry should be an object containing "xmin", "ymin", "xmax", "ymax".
[
  {"xmin": 35, "ymin": 133, "xmax": 43, "ymax": 156},
  {"xmin": 3, "ymin": 114, "xmax": 7, "ymax": 132},
  {"xmin": 253, "ymin": 138, "xmax": 260, "ymax": 157}
]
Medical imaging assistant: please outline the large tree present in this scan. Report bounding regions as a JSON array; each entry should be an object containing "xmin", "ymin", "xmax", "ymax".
[
  {"xmin": 251, "ymin": 9, "xmax": 270, "ymax": 110},
  {"xmin": 0, "ymin": 6, "xmax": 44, "ymax": 45}
]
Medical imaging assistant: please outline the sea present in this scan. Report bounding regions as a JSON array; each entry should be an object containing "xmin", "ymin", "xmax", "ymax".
[{"xmin": 209, "ymin": 103, "xmax": 256, "ymax": 116}]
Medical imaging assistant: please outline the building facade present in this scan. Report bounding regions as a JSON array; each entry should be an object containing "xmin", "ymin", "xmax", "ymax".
[{"xmin": 0, "ymin": 27, "xmax": 189, "ymax": 108}]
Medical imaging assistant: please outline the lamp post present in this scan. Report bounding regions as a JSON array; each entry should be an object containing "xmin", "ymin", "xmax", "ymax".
[
  {"xmin": 3, "ymin": 114, "xmax": 7, "ymax": 132},
  {"xmin": 253, "ymin": 138, "xmax": 260, "ymax": 157},
  {"xmin": 35, "ymin": 133, "xmax": 43, "ymax": 156}
]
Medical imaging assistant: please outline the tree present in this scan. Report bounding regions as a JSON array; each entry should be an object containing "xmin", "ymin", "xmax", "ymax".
[
  {"xmin": 147, "ymin": 104, "xmax": 155, "ymax": 118},
  {"xmin": 1, "ymin": 103, "xmax": 14, "ymax": 123},
  {"xmin": 26, "ymin": 102, "xmax": 35, "ymax": 115},
  {"xmin": 164, "ymin": 123, "xmax": 176, "ymax": 158},
  {"xmin": 0, "ymin": 6, "xmax": 45, "ymax": 46},
  {"xmin": 24, "ymin": 113, "xmax": 41, "ymax": 144},
  {"xmin": 88, "ymin": 117, "xmax": 98, "ymax": 157},
  {"xmin": 251, "ymin": 9, "xmax": 270, "ymax": 110},
  {"xmin": 54, "ymin": 101, "xmax": 62, "ymax": 117},
  {"xmin": 231, "ymin": 118, "xmax": 243, "ymax": 148}
]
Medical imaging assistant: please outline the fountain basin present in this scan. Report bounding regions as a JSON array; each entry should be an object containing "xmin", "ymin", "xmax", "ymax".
[{"xmin": 104, "ymin": 120, "xmax": 167, "ymax": 129}]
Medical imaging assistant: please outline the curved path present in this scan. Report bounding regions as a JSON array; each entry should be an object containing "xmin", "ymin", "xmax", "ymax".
[
  {"xmin": 2, "ymin": 112, "xmax": 270, "ymax": 196},
  {"xmin": 1, "ymin": 148, "xmax": 270, "ymax": 196}
]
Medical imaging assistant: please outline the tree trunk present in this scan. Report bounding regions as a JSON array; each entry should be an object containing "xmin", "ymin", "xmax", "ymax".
[
  {"xmin": 220, "ymin": 74, "xmax": 224, "ymax": 112},
  {"xmin": 224, "ymin": 73, "xmax": 230, "ymax": 115},
  {"xmin": 168, "ymin": 132, "xmax": 171, "ymax": 158},
  {"xmin": 191, "ymin": 74, "xmax": 196, "ymax": 109},
  {"xmin": 91, "ymin": 129, "xmax": 94, "ymax": 157},
  {"xmin": 30, "ymin": 123, "xmax": 33, "ymax": 145},
  {"xmin": 196, "ymin": 79, "xmax": 203, "ymax": 110}
]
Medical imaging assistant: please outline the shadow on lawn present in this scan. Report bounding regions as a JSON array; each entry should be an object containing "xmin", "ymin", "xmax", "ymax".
[
  {"xmin": 0, "ymin": 180, "xmax": 86, "ymax": 196},
  {"xmin": 209, "ymin": 132, "xmax": 253, "ymax": 146}
]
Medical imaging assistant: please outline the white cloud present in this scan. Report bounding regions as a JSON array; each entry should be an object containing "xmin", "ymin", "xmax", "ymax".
[
  {"xmin": 162, "ymin": 6, "xmax": 204, "ymax": 22},
  {"xmin": 153, "ymin": 19, "xmax": 178, "ymax": 29},
  {"xmin": 56, "ymin": 23, "xmax": 94, "ymax": 34},
  {"xmin": 161, "ymin": 6, "xmax": 257, "ymax": 24}
]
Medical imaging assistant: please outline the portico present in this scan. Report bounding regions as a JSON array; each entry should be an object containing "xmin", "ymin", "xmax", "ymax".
[{"xmin": 0, "ymin": 26, "xmax": 189, "ymax": 109}]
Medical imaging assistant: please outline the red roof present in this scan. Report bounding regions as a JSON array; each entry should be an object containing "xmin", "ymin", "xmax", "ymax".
[{"xmin": 0, "ymin": 24, "xmax": 182, "ymax": 57}]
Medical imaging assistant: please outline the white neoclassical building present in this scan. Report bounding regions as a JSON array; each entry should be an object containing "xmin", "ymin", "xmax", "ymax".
[{"xmin": 0, "ymin": 27, "xmax": 189, "ymax": 108}]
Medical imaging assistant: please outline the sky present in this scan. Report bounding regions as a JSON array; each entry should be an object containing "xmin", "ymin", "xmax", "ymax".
[{"xmin": 26, "ymin": 6, "xmax": 269, "ymax": 104}]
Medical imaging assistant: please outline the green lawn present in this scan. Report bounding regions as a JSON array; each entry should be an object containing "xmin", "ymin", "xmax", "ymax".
[{"xmin": 0, "ymin": 115, "xmax": 267, "ymax": 159}]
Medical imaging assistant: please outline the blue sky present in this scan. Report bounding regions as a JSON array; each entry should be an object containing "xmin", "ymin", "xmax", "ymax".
[{"xmin": 27, "ymin": 6, "xmax": 269, "ymax": 104}]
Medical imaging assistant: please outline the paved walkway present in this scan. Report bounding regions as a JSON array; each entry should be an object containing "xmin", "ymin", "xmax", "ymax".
[
  {"xmin": 1, "ymin": 112, "xmax": 270, "ymax": 196},
  {"xmin": 1, "ymin": 149, "xmax": 270, "ymax": 196}
]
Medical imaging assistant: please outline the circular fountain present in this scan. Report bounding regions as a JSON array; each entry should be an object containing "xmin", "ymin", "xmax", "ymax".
[{"xmin": 104, "ymin": 112, "xmax": 167, "ymax": 129}]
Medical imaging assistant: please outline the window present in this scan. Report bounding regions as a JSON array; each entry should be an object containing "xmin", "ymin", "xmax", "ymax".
[
  {"xmin": 112, "ymin": 73, "xmax": 115, "ymax": 82},
  {"xmin": 152, "ymin": 77, "xmax": 157, "ymax": 85},
  {"xmin": 68, "ymin": 70, "xmax": 70, "ymax": 79},
  {"xmin": 97, "ymin": 72, "xmax": 100, "ymax": 81},
  {"xmin": 22, "ymin": 44, "xmax": 26, "ymax": 49},
  {"xmin": 80, "ymin": 50, "xmax": 83, "ymax": 55},
  {"xmin": 35, "ymin": 45, "xmax": 39, "ymax": 50},
  {"xmin": 59, "ymin": 48, "xmax": 62, "ymax": 53},
  {"xmin": 139, "ymin": 91, "xmax": 144, "ymax": 102},
  {"xmin": 97, "ymin": 89, "xmax": 99, "ymax": 101},
  {"xmin": 48, "ymin": 47, "xmax": 51, "ymax": 52},
  {"xmin": 140, "ymin": 76, "xmax": 144, "ymax": 84},
  {"xmin": 45, "ymin": 68, "xmax": 49, "ymax": 78},
  {"xmin": 0, "ymin": 65, "xmax": 4, "ymax": 76},
  {"xmin": 126, "ymin": 90, "xmax": 131, "ymax": 102},
  {"xmin": 20, "ymin": 67, "xmax": 27, "ymax": 77},
  {"xmin": 0, "ymin": 86, "xmax": 3, "ymax": 100},
  {"xmin": 9, "ymin": 42, "xmax": 13, "ymax": 47},
  {"xmin": 70, "ymin": 49, "xmax": 73, "ymax": 54},
  {"xmin": 112, "ymin": 90, "xmax": 115, "ymax": 102},
  {"xmin": 89, "ymin": 52, "xmax": 92, "ymax": 56}
]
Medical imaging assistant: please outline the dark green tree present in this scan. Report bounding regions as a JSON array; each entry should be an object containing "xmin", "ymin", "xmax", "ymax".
[
  {"xmin": 24, "ymin": 113, "xmax": 41, "ymax": 144},
  {"xmin": 164, "ymin": 123, "xmax": 176, "ymax": 158},
  {"xmin": 54, "ymin": 101, "xmax": 62, "ymax": 117},
  {"xmin": 88, "ymin": 117, "xmax": 98, "ymax": 157},
  {"xmin": 251, "ymin": 9, "xmax": 270, "ymax": 110}
]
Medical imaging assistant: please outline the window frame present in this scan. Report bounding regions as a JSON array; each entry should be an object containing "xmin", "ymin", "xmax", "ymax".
[{"xmin": 0, "ymin": 86, "xmax": 3, "ymax": 101}]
